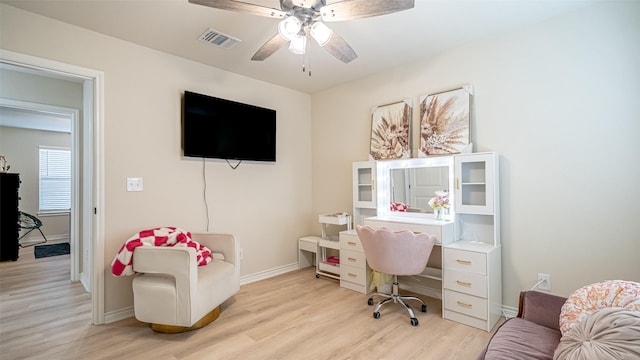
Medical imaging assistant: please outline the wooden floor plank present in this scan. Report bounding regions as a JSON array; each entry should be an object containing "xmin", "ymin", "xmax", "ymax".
[{"xmin": 1, "ymin": 245, "xmax": 497, "ymax": 359}]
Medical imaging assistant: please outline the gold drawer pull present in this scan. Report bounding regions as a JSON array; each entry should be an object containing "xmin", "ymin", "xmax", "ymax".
[
  {"xmin": 348, "ymin": 242, "xmax": 357, "ymax": 246},
  {"xmin": 456, "ymin": 280, "xmax": 472, "ymax": 286},
  {"xmin": 348, "ymin": 257, "xmax": 357, "ymax": 262},
  {"xmin": 456, "ymin": 259, "xmax": 472, "ymax": 265},
  {"xmin": 457, "ymin": 301, "xmax": 473, "ymax": 308},
  {"xmin": 348, "ymin": 273, "xmax": 357, "ymax": 278}
]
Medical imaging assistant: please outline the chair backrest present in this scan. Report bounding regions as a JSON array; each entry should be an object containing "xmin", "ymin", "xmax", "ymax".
[{"xmin": 356, "ymin": 225, "xmax": 436, "ymax": 276}]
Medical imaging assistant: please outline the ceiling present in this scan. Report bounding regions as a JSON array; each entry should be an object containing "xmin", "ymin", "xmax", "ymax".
[{"xmin": 2, "ymin": 0, "xmax": 600, "ymax": 94}]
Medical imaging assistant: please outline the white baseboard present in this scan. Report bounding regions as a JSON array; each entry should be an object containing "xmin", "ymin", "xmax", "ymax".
[
  {"xmin": 399, "ymin": 283, "xmax": 442, "ymax": 300},
  {"xmin": 501, "ymin": 305, "xmax": 518, "ymax": 319},
  {"xmin": 104, "ymin": 306, "xmax": 134, "ymax": 324},
  {"xmin": 21, "ymin": 234, "xmax": 70, "ymax": 243},
  {"xmin": 240, "ymin": 262, "xmax": 299, "ymax": 285},
  {"xmin": 80, "ymin": 271, "xmax": 91, "ymax": 293}
]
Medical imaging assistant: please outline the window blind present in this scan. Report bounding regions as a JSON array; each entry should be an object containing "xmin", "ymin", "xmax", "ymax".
[{"xmin": 39, "ymin": 147, "xmax": 71, "ymax": 212}]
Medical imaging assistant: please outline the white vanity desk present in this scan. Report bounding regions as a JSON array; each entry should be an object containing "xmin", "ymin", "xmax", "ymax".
[{"xmin": 348, "ymin": 152, "xmax": 502, "ymax": 332}]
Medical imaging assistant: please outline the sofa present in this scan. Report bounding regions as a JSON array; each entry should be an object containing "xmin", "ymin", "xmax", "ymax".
[
  {"xmin": 476, "ymin": 290, "xmax": 566, "ymax": 360},
  {"xmin": 477, "ymin": 284, "xmax": 640, "ymax": 360}
]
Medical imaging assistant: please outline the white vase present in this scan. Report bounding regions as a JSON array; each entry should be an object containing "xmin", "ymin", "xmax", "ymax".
[{"xmin": 434, "ymin": 208, "xmax": 443, "ymax": 220}]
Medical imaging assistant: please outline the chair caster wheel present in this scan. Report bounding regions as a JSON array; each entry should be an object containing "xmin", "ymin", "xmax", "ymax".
[
  {"xmin": 411, "ymin": 318, "xmax": 419, "ymax": 326},
  {"xmin": 373, "ymin": 311, "xmax": 381, "ymax": 319},
  {"xmin": 315, "ymin": 274, "xmax": 320, "ymax": 278},
  {"xmin": 368, "ymin": 298, "xmax": 374, "ymax": 306},
  {"xmin": 421, "ymin": 304, "xmax": 427, "ymax": 312}
]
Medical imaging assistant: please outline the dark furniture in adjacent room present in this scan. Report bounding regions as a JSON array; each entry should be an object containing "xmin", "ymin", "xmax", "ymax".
[{"xmin": 0, "ymin": 173, "xmax": 21, "ymax": 261}]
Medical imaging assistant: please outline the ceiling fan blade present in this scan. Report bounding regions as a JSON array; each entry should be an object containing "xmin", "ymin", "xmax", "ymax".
[
  {"xmin": 251, "ymin": 33, "xmax": 289, "ymax": 61},
  {"xmin": 189, "ymin": 0, "xmax": 287, "ymax": 19},
  {"xmin": 320, "ymin": 0, "xmax": 414, "ymax": 22},
  {"xmin": 322, "ymin": 31, "xmax": 357, "ymax": 64}
]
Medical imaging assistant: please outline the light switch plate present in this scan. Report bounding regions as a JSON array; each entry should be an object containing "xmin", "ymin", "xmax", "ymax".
[{"xmin": 127, "ymin": 177, "xmax": 143, "ymax": 192}]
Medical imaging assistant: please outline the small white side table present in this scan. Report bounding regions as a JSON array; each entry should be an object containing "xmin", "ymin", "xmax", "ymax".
[{"xmin": 298, "ymin": 236, "xmax": 320, "ymax": 269}]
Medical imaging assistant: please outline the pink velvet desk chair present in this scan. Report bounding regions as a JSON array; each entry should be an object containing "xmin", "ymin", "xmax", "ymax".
[{"xmin": 356, "ymin": 225, "xmax": 436, "ymax": 326}]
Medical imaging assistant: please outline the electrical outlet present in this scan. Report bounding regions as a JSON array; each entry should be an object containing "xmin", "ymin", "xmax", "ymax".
[
  {"xmin": 239, "ymin": 248, "xmax": 244, "ymax": 260},
  {"xmin": 537, "ymin": 273, "xmax": 551, "ymax": 291}
]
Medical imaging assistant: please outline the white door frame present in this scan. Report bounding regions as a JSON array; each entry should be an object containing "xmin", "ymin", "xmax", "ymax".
[{"xmin": 0, "ymin": 49, "xmax": 106, "ymax": 325}]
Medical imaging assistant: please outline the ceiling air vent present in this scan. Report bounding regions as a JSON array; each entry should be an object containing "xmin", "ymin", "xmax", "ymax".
[{"xmin": 198, "ymin": 28, "xmax": 241, "ymax": 49}]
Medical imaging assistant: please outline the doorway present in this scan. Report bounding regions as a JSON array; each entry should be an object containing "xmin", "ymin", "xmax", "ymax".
[
  {"xmin": 0, "ymin": 50, "xmax": 105, "ymax": 324},
  {"xmin": 1, "ymin": 98, "xmax": 79, "ymax": 277}
]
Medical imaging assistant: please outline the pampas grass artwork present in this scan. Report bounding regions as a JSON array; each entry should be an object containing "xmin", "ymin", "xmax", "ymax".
[
  {"xmin": 369, "ymin": 100, "xmax": 412, "ymax": 160},
  {"xmin": 419, "ymin": 87, "xmax": 471, "ymax": 156}
]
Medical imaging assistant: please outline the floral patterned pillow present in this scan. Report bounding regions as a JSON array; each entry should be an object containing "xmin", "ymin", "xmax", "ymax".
[{"xmin": 559, "ymin": 280, "xmax": 640, "ymax": 335}]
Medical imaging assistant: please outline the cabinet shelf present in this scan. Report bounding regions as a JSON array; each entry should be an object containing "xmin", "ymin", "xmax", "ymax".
[
  {"xmin": 353, "ymin": 161, "xmax": 377, "ymax": 219},
  {"xmin": 455, "ymin": 153, "xmax": 496, "ymax": 215}
]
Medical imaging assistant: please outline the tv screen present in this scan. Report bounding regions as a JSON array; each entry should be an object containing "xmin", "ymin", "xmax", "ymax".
[{"xmin": 182, "ymin": 91, "xmax": 276, "ymax": 162}]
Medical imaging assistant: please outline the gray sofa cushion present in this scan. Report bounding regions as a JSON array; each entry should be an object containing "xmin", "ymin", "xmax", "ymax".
[
  {"xmin": 482, "ymin": 317, "xmax": 561, "ymax": 360},
  {"xmin": 554, "ymin": 307, "xmax": 640, "ymax": 360}
]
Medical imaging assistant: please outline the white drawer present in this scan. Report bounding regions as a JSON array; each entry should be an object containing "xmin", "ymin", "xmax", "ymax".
[
  {"xmin": 443, "ymin": 309, "xmax": 489, "ymax": 331},
  {"xmin": 340, "ymin": 232, "xmax": 363, "ymax": 252},
  {"xmin": 444, "ymin": 289, "xmax": 487, "ymax": 320},
  {"xmin": 443, "ymin": 248, "xmax": 487, "ymax": 275},
  {"xmin": 443, "ymin": 268, "xmax": 487, "ymax": 298},
  {"xmin": 341, "ymin": 249, "xmax": 366, "ymax": 269},
  {"xmin": 340, "ymin": 265, "xmax": 367, "ymax": 286},
  {"xmin": 340, "ymin": 279, "xmax": 367, "ymax": 294}
]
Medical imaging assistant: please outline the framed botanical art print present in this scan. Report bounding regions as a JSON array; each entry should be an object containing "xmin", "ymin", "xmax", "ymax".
[
  {"xmin": 369, "ymin": 99, "xmax": 412, "ymax": 160},
  {"xmin": 418, "ymin": 86, "xmax": 472, "ymax": 157}
]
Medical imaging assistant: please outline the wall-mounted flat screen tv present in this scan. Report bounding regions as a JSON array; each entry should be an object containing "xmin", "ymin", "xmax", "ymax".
[{"xmin": 182, "ymin": 91, "xmax": 276, "ymax": 162}]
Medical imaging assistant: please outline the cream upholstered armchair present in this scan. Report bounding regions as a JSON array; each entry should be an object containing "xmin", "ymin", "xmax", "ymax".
[{"xmin": 131, "ymin": 233, "xmax": 240, "ymax": 333}]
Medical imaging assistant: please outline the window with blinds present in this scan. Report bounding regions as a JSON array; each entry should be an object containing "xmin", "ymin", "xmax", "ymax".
[{"xmin": 39, "ymin": 146, "xmax": 71, "ymax": 213}]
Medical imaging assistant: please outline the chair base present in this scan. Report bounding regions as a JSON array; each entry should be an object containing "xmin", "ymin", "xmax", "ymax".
[
  {"xmin": 150, "ymin": 305, "xmax": 221, "ymax": 333},
  {"xmin": 368, "ymin": 279, "xmax": 427, "ymax": 326},
  {"xmin": 18, "ymin": 228, "xmax": 48, "ymax": 248}
]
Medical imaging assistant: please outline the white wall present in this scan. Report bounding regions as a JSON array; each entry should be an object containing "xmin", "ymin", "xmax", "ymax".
[
  {"xmin": 311, "ymin": 1, "xmax": 640, "ymax": 307},
  {"xmin": 0, "ymin": 126, "xmax": 72, "ymax": 239},
  {"xmin": 1, "ymin": 4, "xmax": 313, "ymax": 314}
]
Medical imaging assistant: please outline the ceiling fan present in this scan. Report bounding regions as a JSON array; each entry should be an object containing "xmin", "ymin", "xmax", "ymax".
[{"xmin": 189, "ymin": 0, "xmax": 415, "ymax": 63}]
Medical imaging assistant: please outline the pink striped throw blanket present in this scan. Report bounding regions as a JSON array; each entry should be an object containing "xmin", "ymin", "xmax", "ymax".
[{"xmin": 111, "ymin": 227, "xmax": 212, "ymax": 276}]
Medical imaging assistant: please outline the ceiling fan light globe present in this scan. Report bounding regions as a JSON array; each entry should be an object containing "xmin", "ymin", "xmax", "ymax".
[
  {"xmin": 310, "ymin": 21, "xmax": 333, "ymax": 46},
  {"xmin": 278, "ymin": 16, "xmax": 302, "ymax": 41},
  {"xmin": 289, "ymin": 35, "xmax": 307, "ymax": 54}
]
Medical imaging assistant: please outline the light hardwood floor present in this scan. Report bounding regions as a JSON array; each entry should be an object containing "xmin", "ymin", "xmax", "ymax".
[{"xmin": 1, "ymin": 246, "xmax": 498, "ymax": 360}]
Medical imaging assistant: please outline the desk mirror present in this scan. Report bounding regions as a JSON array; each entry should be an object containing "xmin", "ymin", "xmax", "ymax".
[
  {"xmin": 390, "ymin": 166, "xmax": 449, "ymax": 213},
  {"xmin": 376, "ymin": 156, "xmax": 454, "ymax": 219}
]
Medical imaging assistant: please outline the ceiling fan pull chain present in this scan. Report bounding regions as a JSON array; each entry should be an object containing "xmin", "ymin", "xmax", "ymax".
[{"xmin": 306, "ymin": 41, "xmax": 312, "ymax": 77}]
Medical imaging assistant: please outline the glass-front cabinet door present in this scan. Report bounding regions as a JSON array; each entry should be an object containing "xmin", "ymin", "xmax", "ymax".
[
  {"xmin": 353, "ymin": 161, "xmax": 376, "ymax": 209},
  {"xmin": 454, "ymin": 153, "xmax": 496, "ymax": 215}
]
